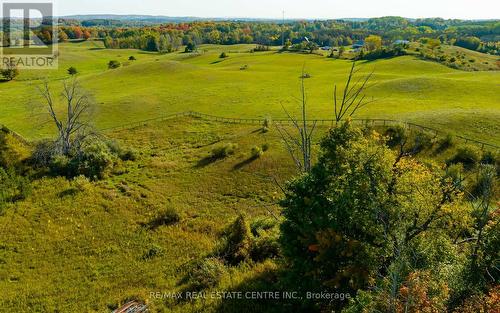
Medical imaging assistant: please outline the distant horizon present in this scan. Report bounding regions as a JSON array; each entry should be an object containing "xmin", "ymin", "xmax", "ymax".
[
  {"xmin": 51, "ymin": 0, "xmax": 499, "ymax": 21},
  {"xmin": 57, "ymin": 14, "xmax": 499, "ymax": 22}
]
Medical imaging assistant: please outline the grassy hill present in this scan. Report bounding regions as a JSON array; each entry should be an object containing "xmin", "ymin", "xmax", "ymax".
[
  {"xmin": 0, "ymin": 117, "xmax": 293, "ymax": 312},
  {"xmin": 0, "ymin": 41, "xmax": 498, "ymax": 145}
]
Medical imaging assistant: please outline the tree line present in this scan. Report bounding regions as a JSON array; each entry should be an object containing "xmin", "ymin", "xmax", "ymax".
[{"xmin": 16, "ymin": 17, "xmax": 499, "ymax": 55}]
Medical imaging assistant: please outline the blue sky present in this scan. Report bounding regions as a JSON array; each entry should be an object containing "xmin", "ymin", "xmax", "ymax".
[{"xmin": 55, "ymin": 0, "xmax": 499, "ymax": 19}]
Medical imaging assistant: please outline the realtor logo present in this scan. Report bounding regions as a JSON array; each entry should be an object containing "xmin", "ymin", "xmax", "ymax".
[{"xmin": 1, "ymin": 1, "xmax": 58, "ymax": 69}]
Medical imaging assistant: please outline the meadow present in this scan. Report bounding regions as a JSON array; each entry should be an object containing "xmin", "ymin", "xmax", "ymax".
[
  {"xmin": 0, "ymin": 40, "xmax": 498, "ymax": 312},
  {"xmin": 0, "ymin": 117, "xmax": 295, "ymax": 312},
  {"xmin": 0, "ymin": 40, "xmax": 499, "ymax": 145}
]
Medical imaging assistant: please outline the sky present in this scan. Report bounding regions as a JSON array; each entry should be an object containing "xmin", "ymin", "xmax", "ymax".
[{"xmin": 50, "ymin": 0, "xmax": 500, "ymax": 19}]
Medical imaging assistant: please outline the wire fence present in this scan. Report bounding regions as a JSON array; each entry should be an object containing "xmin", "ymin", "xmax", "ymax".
[
  {"xmin": 2, "ymin": 111, "xmax": 498, "ymax": 152},
  {"xmin": 101, "ymin": 111, "xmax": 499, "ymax": 152}
]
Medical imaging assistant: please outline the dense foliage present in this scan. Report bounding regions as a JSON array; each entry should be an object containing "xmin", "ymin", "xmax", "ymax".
[
  {"xmin": 280, "ymin": 121, "xmax": 499, "ymax": 312},
  {"xmin": 16, "ymin": 17, "xmax": 498, "ymax": 55}
]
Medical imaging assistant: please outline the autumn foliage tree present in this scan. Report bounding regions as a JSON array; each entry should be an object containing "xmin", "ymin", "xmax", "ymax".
[
  {"xmin": 280, "ymin": 121, "xmax": 468, "ymax": 311},
  {"xmin": 365, "ymin": 35, "xmax": 382, "ymax": 51}
]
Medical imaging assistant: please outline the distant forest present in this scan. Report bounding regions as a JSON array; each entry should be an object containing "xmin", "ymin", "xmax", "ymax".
[{"xmin": 21, "ymin": 16, "xmax": 500, "ymax": 55}]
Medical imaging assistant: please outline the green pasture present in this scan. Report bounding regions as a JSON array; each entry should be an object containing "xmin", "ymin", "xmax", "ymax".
[{"xmin": 0, "ymin": 41, "xmax": 498, "ymax": 144}]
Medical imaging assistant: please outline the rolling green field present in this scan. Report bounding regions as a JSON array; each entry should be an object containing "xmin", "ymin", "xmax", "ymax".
[
  {"xmin": 0, "ymin": 41, "xmax": 499, "ymax": 144},
  {"xmin": 0, "ymin": 40, "xmax": 499, "ymax": 312},
  {"xmin": 0, "ymin": 117, "xmax": 294, "ymax": 312}
]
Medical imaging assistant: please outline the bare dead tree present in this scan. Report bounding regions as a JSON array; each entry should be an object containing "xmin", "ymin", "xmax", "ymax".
[
  {"xmin": 276, "ymin": 66, "xmax": 317, "ymax": 173},
  {"xmin": 35, "ymin": 77, "xmax": 95, "ymax": 156},
  {"xmin": 334, "ymin": 61, "xmax": 375, "ymax": 123},
  {"xmin": 276, "ymin": 63, "xmax": 375, "ymax": 173}
]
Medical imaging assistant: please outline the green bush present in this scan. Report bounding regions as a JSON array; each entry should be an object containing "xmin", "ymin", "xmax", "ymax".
[
  {"xmin": 70, "ymin": 141, "xmax": 115, "ymax": 180},
  {"xmin": 211, "ymin": 143, "xmax": 237, "ymax": 159},
  {"xmin": 251, "ymin": 146, "xmax": 264, "ymax": 159},
  {"xmin": 215, "ymin": 214, "xmax": 252, "ymax": 265},
  {"xmin": 263, "ymin": 117, "xmax": 272, "ymax": 129},
  {"xmin": 149, "ymin": 207, "xmax": 180, "ymax": 228},
  {"xmin": 250, "ymin": 235, "xmax": 281, "ymax": 262},
  {"xmin": 185, "ymin": 258, "xmax": 226, "ymax": 290},
  {"xmin": 67, "ymin": 66, "xmax": 78, "ymax": 75},
  {"xmin": 262, "ymin": 143, "xmax": 270, "ymax": 152},
  {"xmin": 436, "ymin": 133, "xmax": 456, "ymax": 153},
  {"xmin": 471, "ymin": 165, "xmax": 496, "ymax": 198},
  {"xmin": 250, "ymin": 217, "xmax": 277, "ymax": 236},
  {"xmin": 448, "ymin": 145, "xmax": 481, "ymax": 170},
  {"xmin": 120, "ymin": 148, "xmax": 138, "ymax": 161},
  {"xmin": 108, "ymin": 60, "xmax": 121, "ymax": 69},
  {"xmin": 481, "ymin": 150, "xmax": 497, "ymax": 166},
  {"xmin": 412, "ymin": 131, "xmax": 435, "ymax": 153},
  {"xmin": 384, "ymin": 125, "xmax": 407, "ymax": 148},
  {"xmin": 0, "ymin": 168, "xmax": 31, "ymax": 207},
  {"xmin": 128, "ymin": 56, "xmax": 136, "ymax": 61},
  {"xmin": 49, "ymin": 154, "xmax": 71, "ymax": 177},
  {"xmin": 31, "ymin": 140, "xmax": 58, "ymax": 168},
  {"xmin": 142, "ymin": 244, "xmax": 164, "ymax": 260},
  {"xmin": 219, "ymin": 52, "xmax": 228, "ymax": 59}
]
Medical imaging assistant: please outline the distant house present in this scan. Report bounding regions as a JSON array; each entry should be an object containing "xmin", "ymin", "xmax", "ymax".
[
  {"xmin": 352, "ymin": 40, "xmax": 365, "ymax": 49},
  {"xmin": 394, "ymin": 40, "xmax": 410, "ymax": 45}
]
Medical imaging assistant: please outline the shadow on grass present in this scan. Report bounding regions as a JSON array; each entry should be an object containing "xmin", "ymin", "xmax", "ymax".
[
  {"xmin": 232, "ymin": 156, "xmax": 259, "ymax": 171},
  {"xmin": 140, "ymin": 212, "xmax": 180, "ymax": 231},
  {"xmin": 58, "ymin": 188, "xmax": 79, "ymax": 198},
  {"xmin": 195, "ymin": 155, "xmax": 224, "ymax": 168},
  {"xmin": 214, "ymin": 267, "xmax": 312, "ymax": 313},
  {"xmin": 211, "ymin": 59, "xmax": 227, "ymax": 64}
]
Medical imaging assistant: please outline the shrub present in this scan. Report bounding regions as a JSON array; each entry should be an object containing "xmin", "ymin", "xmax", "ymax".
[
  {"xmin": 70, "ymin": 141, "xmax": 115, "ymax": 180},
  {"xmin": 219, "ymin": 52, "xmax": 228, "ymax": 59},
  {"xmin": 250, "ymin": 217, "xmax": 277, "ymax": 236},
  {"xmin": 471, "ymin": 164, "xmax": 496, "ymax": 198},
  {"xmin": 0, "ymin": 67, "xmax": 19, "ymax": 81},
  {"xmin": 128, "ymin": 56, "xmax": 136, "ymax": 61},
  {"xmin": 384, "ymin": 125, "xmax": 407, "ymax": 148},
  {"xmin": 436, "ymin": 133, "xmax": 456, "ymax": 153},
  {"xmin": 149, "ymin": 207, "xmax": 180, "ymax": 228},
  {"xmin": 108, "ymin": 60, "xmax": 121, "ymax": 69},
  {"xmin": 481, "ymin": 150, "xmax": 497, "ymax": 165},
  {"xmin": 49, "ymin": 154, "xmax": 71, "ymax": 176},
  {"xmin": 249, "ymin": 218, "xmax": 281, "ymax": 262},
  {"xmin": 412, "ymin": 131, "xmax": 435, "ymax": 153},
  {"xmin": 67, "ymin": 66, "xmax": 78, "ymax": 75},
  {"xmin": 120, "ymin": 148, "xmax": 138, "ymax": 161},
  {"xmin": 211, "ymin": 143, "xmax": 237, "ymax": 159},
  {"xmin": 0, "ymin": 168, "xmax": 31, "ymax": 207},
  {"xmin": 262, "ymin": 143, "xmax": 270, "ymax": 152},
  {"xmin": 253, "ymin": 44, "xmax": 270, "ymax": 52},
  {"xmin": 240, "ymin": 64, "xmax": 248, "ymax": 70},
  {"xmin": 448, "ymin": 145, "xmax": 481, "ymax": 170},
  {"xmin": 31, "ymin": 140, "xmax": 58, "ymax": 168},
  {"xmin": 262, "ymin": 117, "xmax": 271, "ymax": 133},
  {"xmin": 215, "ymin": 214, "xmax": 252, "ymax": 265},
  {"xmin": 185, "ymin": 42, "xmax": 196, "ymax": 53},
  {"xmin": 185, "ymin": 258, "xmax": 226, "ymax": 291},
  {"xmin": 142, "ymin": 244, "xmax": 164, "ymax": 260},
  {"xmin": 251, "ymin": 146, "xmax": 264, "ymax": 159},
  {"xmin": 72, "ymin": 175, "xmax": 91, "ymax": 192},
  {"xmin": 251, "ymin": 235, "xmax": 281, "ymax": 262}
]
